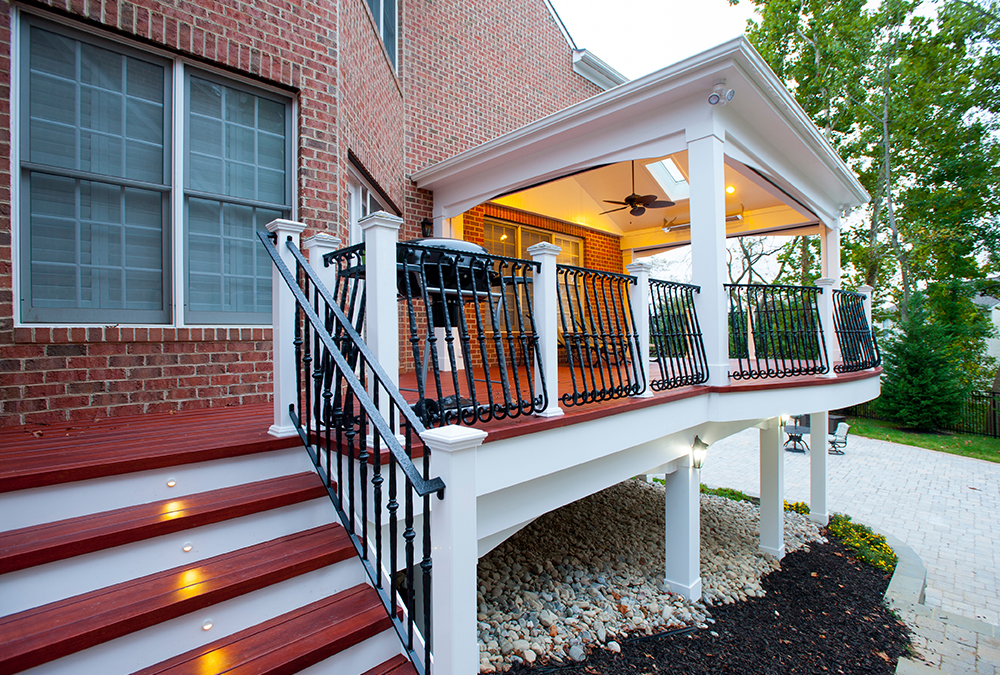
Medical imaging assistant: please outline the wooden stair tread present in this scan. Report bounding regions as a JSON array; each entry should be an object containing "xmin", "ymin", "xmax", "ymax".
[
  {"xmin": 363, "ymin": 654, "xmax": 419, "ymax": 675},
  {"xmin": 0, "ymin": 405, "xmax": 301, "ymax": 493},
  {"xmin": 0, "ymin": 524, "xmax": 353, "ymax": 674},
  {"xmin": 133, "ymin": 584, "xmax": 392, "ymax": 675},
  {"xmin": 0, "ymin": 472, "xmax": 327, "ymax": 574}
]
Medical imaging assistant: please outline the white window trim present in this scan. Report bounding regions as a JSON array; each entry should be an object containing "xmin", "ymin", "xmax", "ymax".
[
  {"xmin": 362, "ymin": 0, "xmax": 399, "ymax": 71},
  {"xmin": 347, "ymin": 169, "xmax": 389, "ymax": 246},
  {"xmin": 11, "ymin": 6, "xmax": 299, "ymax": 330}
]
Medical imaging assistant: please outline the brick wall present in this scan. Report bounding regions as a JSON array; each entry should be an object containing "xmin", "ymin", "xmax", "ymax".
[
  {"xmin": 400, "ymin": 0, "xmax": 603, "ymax": 239},
  {"xmin": 0, "ymin": 0, "xmax": 400, "ymax": 426}
]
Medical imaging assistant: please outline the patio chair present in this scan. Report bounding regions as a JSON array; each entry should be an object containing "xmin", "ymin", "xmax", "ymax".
[{"xmin": 828, "ymin": 422, "xmax": 850, "ymax": 455}]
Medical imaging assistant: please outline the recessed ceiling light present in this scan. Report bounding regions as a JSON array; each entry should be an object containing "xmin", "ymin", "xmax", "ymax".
[{"xmin": 726, "ymin": 186, "xmax": 736, "ymax": 194}]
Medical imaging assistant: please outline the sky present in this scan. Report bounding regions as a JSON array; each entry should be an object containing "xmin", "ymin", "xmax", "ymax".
[{"xmin": 547, "ymin": 0, "xmax": 760, "ymax": 80}]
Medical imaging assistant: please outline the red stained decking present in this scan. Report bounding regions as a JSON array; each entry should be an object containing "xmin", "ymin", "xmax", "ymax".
[{"xmin": 0, "ymin": 367, "xmax": 879, "ymax": 486}]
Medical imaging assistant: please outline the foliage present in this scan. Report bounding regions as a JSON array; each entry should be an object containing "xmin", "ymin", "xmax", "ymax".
[
  {"xmin": 846, "ymin": 416, "xmax": 1000, "ymax": 463},
  {"xmin": 730, "ymin": 0, "xmax": 1000, "ymax": 380},
  {"xmin": 828, "ymin": 514, "xmax": 898, "ymax": 573},
  {"xmin": 879, "ymin": 291, "xmax": 970, "ymax": 430},
  {"xmin": 784, "ymin": 500, "xmax": 811, "ymax": 515},
  {"xmin": 700, "ymin": 484, "xmax": 756, "ymax": 503},
  {"xmin": 924, "ymin": 278, "xmax": 998, "ymax": 390}
]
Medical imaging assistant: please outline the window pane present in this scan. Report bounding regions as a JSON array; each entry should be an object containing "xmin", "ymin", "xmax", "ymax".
[
  {"xmin": 27, "ymin": 26, "xmax": 165, "ymax": 183},
  {"xmin": 483, "ymin": 221, "xmax": 516, "ymax": 258},
  {"xmin": 28, "ymin": 173, "xmax": 163, "ymax": 311},
  {"xmin": 383, "ymin": 0, "xmax": 396, "ymax": 65}
]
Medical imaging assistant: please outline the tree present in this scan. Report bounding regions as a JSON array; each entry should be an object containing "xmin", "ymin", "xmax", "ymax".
[{"xmin": 879, "ymin": 291, "xmax": 970, "ymax": 430}]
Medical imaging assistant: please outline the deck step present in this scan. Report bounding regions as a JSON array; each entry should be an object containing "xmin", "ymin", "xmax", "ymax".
[
  {"xmin": 363, "ymin": 654, "xmax": 420, "ymax": 675},
  {"xmin": 0, "ymin": 404, "xmax": 300, "ymax": 493},
  {"xmin": 132, "ymin": 584, "xmax": 393, "ymax": 675},
  {"xmin": 0, "ymin": 472, "xmax": 327, "ymax": 574},
  {"xmin": 0, "ymin": 523, "xmax": 353, "ymax": 674}
]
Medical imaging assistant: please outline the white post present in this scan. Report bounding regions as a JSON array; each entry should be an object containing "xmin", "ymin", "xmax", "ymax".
[
  {"xmin": 266, "ymin": 219, "xmax": 307, "ymax": 438},
  {"xmin": 759, "ymin": 417, "xmax": 785, "ymax": 559},
  {"xmin": 529, "ymin": 242, "xmax": 564, "ymax": 417},
  {"xmin": 687, "ymin": 131, "xmax": 729, "ymax": 386},
  {"xmin": 816, "ymin": 277, "xmax": 838, "ymax": 377},
  {"xmin": 361, "ymin": 212, "xmax": 402, "ymax": 394},
  {"xmin": 626, "ymin": 260, "xmax": 653, "ymax": 398},
  {"xmin": 303, "ymin": 232, "xmax": 342, "ymax": 299},
  {"xmin": 423, "ymin": 425, "xmax": 487, "ymax": 675},
  {"xmin": 821, "ymin": 218, "xmax": 842, "ymax": 284},
  {"xmin": 663, "ymin": 455, "xmax": 702, "ymax": 600},
  {"xmin": 809, "ymin": 410, "xmax": 829, "ymax": 524}
]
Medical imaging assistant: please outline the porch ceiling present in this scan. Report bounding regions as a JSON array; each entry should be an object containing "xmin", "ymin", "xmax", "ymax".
[{"xmin": 413, "ymin": 37, "xmax": 869, "ymax": 252}]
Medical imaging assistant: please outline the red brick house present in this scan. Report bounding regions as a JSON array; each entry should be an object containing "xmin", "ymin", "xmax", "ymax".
[{"xmin": 0, "ymin": 1, "xmax": 880, "ymax": 673}]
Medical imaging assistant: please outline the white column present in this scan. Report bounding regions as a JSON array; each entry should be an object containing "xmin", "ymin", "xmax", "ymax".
[
  {"xmin": 361, "ymin": 212, "xmax": 402, "ymax": 393},
  {"xmin": 423, "ymin": 425, "xmax": 487, "ymax": 675},
  {"xmin": 821, "ymin": 217, "xmax": 841, "ymax": 284},
  {"xmin": 816, "ymin": 277, "xmax": 838, "ymax": 377},
  {"xmin": 266, "ymin": 219, "xmax": 306, "ymax": 438},
  {"xmin": 809, "ymin": 410, "xmax": 829, "ymax": 524},
  {"xmin": 303, "ymin": 232, "xmax": 342, "ymax": 298},
  {"xmin": 529, "ymin": 242, "xmax": 564, "ymax": 417},
  {"xmin": 759, "ymin": 417, "xmax": 785, "ymax": 559},
  {"xmin": 626, "ymin": 260, "xmax": 653, "ymax": 398},
  {"xmin": 687, "ymin": 131, "xmax": 728, "ymax": 386},
  {"xmin": 663, "ymin": 456, "xmax": 702, "ymax": 600}
]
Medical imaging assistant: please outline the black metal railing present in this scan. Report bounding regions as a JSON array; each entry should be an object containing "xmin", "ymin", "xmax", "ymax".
[
  {"xmin": 831, "ymin": 289, "xmax": 881, "ymax": 372},
  {"xmin": 259, "ymin": 232, "xmax": 444, "ymax": 675},
  {"xmin": 556, "ymin": 265, "xmax": 645, "ymax": 405},
  {"xmin": 648, "ymin": 279, "xmax": 709, "ymax": 390},
  {"xmin": 840, "ymin": 390, "xmax": 1000, "ymax": 438},
  {"xmin": 726, "ymin": 284, "xmax": 829, "ymax": 380},
  {"xmin": 397, "ymin": 241, "xmax": 547, "ymax": 427},
  {"xmin": 324, "ymin": 242, "xmax": 366, "ymax": 337}
]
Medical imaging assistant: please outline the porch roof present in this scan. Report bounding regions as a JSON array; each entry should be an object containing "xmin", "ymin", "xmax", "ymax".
[{"xmin": 412, "ymin": 37, "xmax": 869, "ymax": 250}]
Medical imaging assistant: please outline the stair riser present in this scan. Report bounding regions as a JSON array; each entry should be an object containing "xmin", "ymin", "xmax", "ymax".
[
  {"xmin": 297, "ymin": 628, "xmax": 406, "ymax": 675},
  {"xmin": 1, "ymin": 447, "xmax": 314, "ymax": 531},
  {"xmin": 1, "ymin": 499, "xmax": 337, "ymax": 616},
  {"xmin": 20, "ymin": 557, "xmax": 369, "ymax": 675}
]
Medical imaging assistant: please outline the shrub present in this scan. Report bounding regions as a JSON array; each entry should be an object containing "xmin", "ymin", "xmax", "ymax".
[
  {"xmin": 784, "ymin": 500, "xmax": 810, "ymax": 515},
  {"xmin": 700, "ymin": 484, "xmax": 755, "ymax": 503},
  {"xmin": 828, "ymin": 514, "xmax": 897, "ymax": 573}
]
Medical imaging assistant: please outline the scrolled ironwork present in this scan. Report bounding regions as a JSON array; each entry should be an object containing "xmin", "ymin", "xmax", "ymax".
[
  {"xmin": 725, "ymin": 283, "xmax": 829, "ymax": 380},
  {"xmin": 396, "ymin": 241, "xmax": 547, "ymax": 427},
  {"xmin": 259, "ymin": 232, "xmax": 442, "ymax": 675},
  {"xmin": 648, "ymin": 279, "xmax": 709, "ymax": 390},
  {"xmin": 831, "ymin": 289, "xmax": 881, "ymax": 373},
  {"xmin": 556, "ymin": 264, "xmax": 645, "ymax": 405}
]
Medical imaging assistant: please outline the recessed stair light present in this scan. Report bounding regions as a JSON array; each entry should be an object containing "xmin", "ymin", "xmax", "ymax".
[
  {"xmin": 202, "ymin": 620, "xmax": 214, "ymax": 631},
  {"xmin": 166, "ymin": 479, "xmax": 177, "ymax": 488},
  {"xmin": 182, "ymin": 542, "xmax": 193, "ymax": 553}
]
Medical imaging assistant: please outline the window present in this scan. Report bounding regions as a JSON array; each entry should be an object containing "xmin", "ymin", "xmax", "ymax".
[
  {"xmin": 365, "ymin": 0, "xmax": 397, "ymax": 68},
  {"xmin": 482, "ymin": 219, "xmax": 584, "ymax": 267},
  {"xmin": 18, "ymin": 15, "xmax": 293, "ymax": 325},
  {"xmin": 348, "ymin": 172, "xmax": 388, "ymax": 245}
]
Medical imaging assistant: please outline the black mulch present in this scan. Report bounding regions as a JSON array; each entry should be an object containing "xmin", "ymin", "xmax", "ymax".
[{"xmin": 508, "ymin": 533, "xmax": 911, "ymax": 675}]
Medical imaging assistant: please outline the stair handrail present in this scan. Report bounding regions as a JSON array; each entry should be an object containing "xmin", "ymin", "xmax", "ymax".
[
  {"xmin": 260, "ymin": 231, "xmax": 443, "ymax": 675},
  {"xmin": 261, "ymin": 231, "xmax": 444, "ymax": 496}
]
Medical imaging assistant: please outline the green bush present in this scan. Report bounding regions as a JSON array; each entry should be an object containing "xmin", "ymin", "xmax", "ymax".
[
  {"xmin": 828, "ymin": 514, "xmax": 897, "ymax": 574},
  {"xmin": 784, "ymin": 500, "xmax": 811, "ymax": 515},
  {"xmin": 700, "ymin": 484, "xmax": 755, "ymax": 503}
]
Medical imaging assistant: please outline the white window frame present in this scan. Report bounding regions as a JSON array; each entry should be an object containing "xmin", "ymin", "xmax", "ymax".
[
  {"xmin": 11, "ymin": 8, "xmax": 298, "ymax": 328},
  {"xmin": 347, "ymin": 170, "xmax": 388, "ymax": 246},
  {"xmin": 364, "ymin": 0, "xmax": 398, "ymax": 70},
  {"xmin": 482, "ymin": 218, "xmax": 584, "ymax": 267}
]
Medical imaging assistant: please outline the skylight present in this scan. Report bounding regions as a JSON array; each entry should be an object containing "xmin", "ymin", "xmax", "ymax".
[{"xmin": 646, "ymin": 158, "xmax": 689, "ymax": 202}]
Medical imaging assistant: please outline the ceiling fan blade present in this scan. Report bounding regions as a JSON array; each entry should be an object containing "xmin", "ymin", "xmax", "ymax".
[
  {"xmin": 646, "ymin": 200, "xmax": 676, "ymax": 208},
  {"xmin": 603, "ymin": 200, "xmax": 628, "ymax": 205},
  {"xmin": 636, "ymin": 194, "xmax": 660, "ymax": 205},
  {"xmin": 600, "ymin": 206, "xmax": 628, "ymax": 215},
  {"xmin": 630, "ymin": 206, "xmax": 646, "ymax": 217}
]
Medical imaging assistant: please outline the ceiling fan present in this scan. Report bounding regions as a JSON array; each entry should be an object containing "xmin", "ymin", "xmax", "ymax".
[{"xmin": 600, "ymin": 160, "xmax": 675, "ymax": 217}]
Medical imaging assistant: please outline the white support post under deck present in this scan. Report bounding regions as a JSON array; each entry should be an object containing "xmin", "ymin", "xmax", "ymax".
[
  {"xmin": 758, "ymin": 417, "xmax": 785, "ymax": 559},
  {"xmin": 663, "ymin": 456, "xmax": 702, "ymax": 600},
  {"xmin": 530, "ymin": 242, "xmax": 564, "ymax": 417},
  {"xmin": 266, "ymin": 219, "xmax": 306, "ymax": 438},
  {"xmin": 809, "ymin": 410, "xmax": 829, "ymax": 524},
  {"xmin": 687, "ymin": 130, "xmax": 729, "ymax": 387}
]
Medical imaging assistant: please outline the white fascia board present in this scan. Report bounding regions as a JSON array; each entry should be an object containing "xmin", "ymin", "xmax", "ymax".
[
  {"xmin": 572, "ymin": 49, "xmax": 629, "ymax": 90},
  {"xmin": 414, "ymin": 37, "xmax": 868, "ymax": 218}
]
